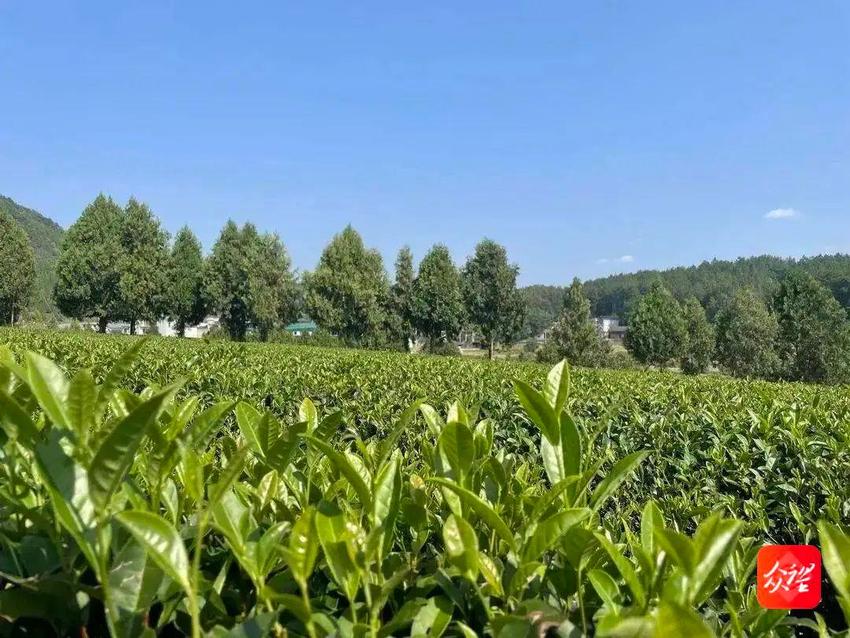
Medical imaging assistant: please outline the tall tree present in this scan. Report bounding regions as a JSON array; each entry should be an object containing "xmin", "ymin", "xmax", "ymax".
[
  {"xmin": 166, "ymin": 227, "xmax": 207, "ymax": 337},
  {"xmin": 117, "ymin": 198, "xmax": 170, "ymax": 334},
  {"xmin": 249, "ymin": 231, "xmax": 299, "ymax": 341},
  {"xmin": 305, "ymin": 226, "xmax": 389, "ymax": 345},
  {"xmin": 545, "ymin": 278, "xmax": 610, "ymax": 367},
  {"xmin": 389, "ymin": 246, "xmax": 416, "ymax": 351},
  {"xmin": 54, "ymin": 194, "xmax": 124, "ymax": 332},
  {"xmin": 461, "ymin": 239, "xmax": 526, "ymax": 359},
  {"xmin": 204, "ymin": 221, "xmax": 253, "ymax": 341},
  {"xmin": 624, "ymin": 281, "xmax": 686, "ymax": 367},
  {"xmin": 715, "ymin": 288, "xmax": 780, "ymax": 379},
  {"xmin": 0, "ymin": 211, "xmax": 35, "ymax": 324},
  {"xmin": 773, "ymin": 271, "xmax": 850, "ymax": 383},
  {"xmin": 411, "ymin": 244, "xmax": 465, "ymax": 348},
  {"xmin": 680, "ymin": 296, "xmax": 714, "ymax": 375}
]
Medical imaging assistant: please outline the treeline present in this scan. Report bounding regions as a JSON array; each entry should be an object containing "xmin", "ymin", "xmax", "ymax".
[
  {"xmin": 540, "ymin": 275, "xmax": 850, "ymax": 384},
  {"xmin": 521, "ymin": 254, "xmax": 850, "ymax": 338},
  {"xmin": 27, "ymin": 194, "xmax": 525, "ymax": 356}
]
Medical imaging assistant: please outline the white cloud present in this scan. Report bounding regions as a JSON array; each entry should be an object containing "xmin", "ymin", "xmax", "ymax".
[
  {"xmin": 764, "ymin": 207, "xmax": 798, "ymax": 220},
  {"xmin": 596, "ymin": 255, "xmax": 635, "ymax": 265}
]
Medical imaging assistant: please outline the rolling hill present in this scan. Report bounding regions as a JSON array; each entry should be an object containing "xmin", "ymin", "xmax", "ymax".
[
  {"xmin": 521, "ymin": 254, "xmax": 850, "ymax": 338},
  {"xmin": 0, "ymin": 194, "xmax": 64, "ymax": 318}
]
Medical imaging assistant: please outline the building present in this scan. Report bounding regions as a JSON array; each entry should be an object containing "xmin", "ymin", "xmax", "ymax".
[
  {"xmin": 284, "ymin": 320, "xmax": 317, "ymax": 337},
  {"xmin": 594, "ymin": 316, "xmax": 628, "ymax": 344},
  {"xmin": 156, "ymin": 316, "xmax": 221, "ymax": 338}
]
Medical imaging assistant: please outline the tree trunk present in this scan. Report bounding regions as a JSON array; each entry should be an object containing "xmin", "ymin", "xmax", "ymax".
[
  {"xmin": 98, "ymin": 316, "xmax": 108, "ymax": 333},
  {"xmin": 488, "ymin": 339, "xmax": 495, "ymax": 360},
  {"xmin": 177, "ymin": 320, "xmax": 186, "ymax": 338},
  {"xmin": 129, "ymin": 318, "xmax": 137, "ymax": 335}
]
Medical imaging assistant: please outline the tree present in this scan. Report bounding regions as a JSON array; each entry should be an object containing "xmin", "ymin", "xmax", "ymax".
[
  {"xmin": 773, "ymin": 271, "xmax": 850, "ymax": 383},
  {"xmin": 54, "ymin": 194, "xmax": 125, "ymax": 332},
  {"xmin": 680, "ymin": 296, "xmax": 714, "ymax": 375},
  {"xmin": 545, "ymin": 278, "xmax": 609, "ymax": 367},
  {"xmin": 166, "ymin": 227, "xmax": 207, "ymax": 337},
  {"xmin": 0, "ymin": 211, "xmax": 35, "ymax": 324},
  {"xmin": 249, "ymin": 231, "xmax": 299, "ymax": 341},
  {"xmin": 204, "ymin": 221, "xmax": 253, "ymax": 341},
  {"xmin": 715, "ymin": 288, "xmax": 780, "ymax": 379},
  {"xmin": 411, "ymin": 244, "xmax": 465, "ymax": 348},
  {"xmin": 461, "ymin": 239, "xmax": 526, "ymax": 359},
  {"xmin": 117, "ymin": 198, "xmax": 170, "ymax": 334},
  {"xmin": 305, "ymin": 226, "xmax": 389, "ymax": 346},
  {"xmin": 624, "ymin": 281, "xmax": 686, "ymax": 367},
  {"xmin": 389, "ymin": 246, "xmax": 416, "ymax": 351}
]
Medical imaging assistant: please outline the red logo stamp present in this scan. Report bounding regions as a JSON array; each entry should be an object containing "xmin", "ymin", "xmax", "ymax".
[{"xmin": 757, "ymin": 545, "xmax": 821, "ymax": 609}]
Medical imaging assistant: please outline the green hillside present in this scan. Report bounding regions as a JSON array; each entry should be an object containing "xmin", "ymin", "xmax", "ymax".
[
  {"xmin": 521, "ymin": 253, "xmax": 850, "ymax": 337},
  {"xmin": 0, "ymin": 194, "xmax": 64, "ymax": 318}
]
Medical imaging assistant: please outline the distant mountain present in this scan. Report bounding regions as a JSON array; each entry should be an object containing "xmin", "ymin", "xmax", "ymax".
[
  {"xmin": 520, "ymin": 254, "xmax": 850, "ymax": 338},
  {"xmin": 0, "ymin": 195, "xmax": 64, "ymax": 318}
]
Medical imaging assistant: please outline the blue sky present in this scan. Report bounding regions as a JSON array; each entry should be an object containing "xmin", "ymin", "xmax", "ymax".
[{"xmin": 1, "ymin": 2, "xmax": 848, "ymax": 285}]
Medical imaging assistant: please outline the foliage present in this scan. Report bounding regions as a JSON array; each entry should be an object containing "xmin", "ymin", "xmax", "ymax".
[
  {"xmin": 116, "ymin": 198, "xmax": 170, "ymax": 334},
  {"xmin": 715, "ymin": 288, "xmax": 780, "ymax": 379},
  {"xmin": 519, "ymin": 285, "xmax": 564, "ymax": 340},
  {"xmin": 203, "ymin": 221, "xmax": 252, "ymax": 341},
  {"xmin": 6, "ymin": 340, "xmax": 847, "ymax": 636},
  {"xmin": 0, "ymin": 210, "xmax": 35, "ymax": 324},
  {"xmin": 680, "ymin": 296, "xmax": 715, "ymax": 375},
  {"xmin": 411, "ymin": 244, "xmax": 465, "ymax": 347},
  {"xmin": 204, "ymin": 222, "xmax": 297, "ymax": 342},
  {"xmin": 305, "ymin": 226, "xmax": 389, "ymax": 346},
  {"xmin": 426, "ymin": 339, "xmax": 462, "ymax": 357},
  {"xmin": 461, "ymin": 239, "xmax": 525, "ymax": 359},
  {"xmin": 624, "ymin": 282, "xmax": 686, "ymax": 367},
  {"xmin": 54, "ymin": 194, "xmax": 125, "ymax": 331},
  {"xmin": 166, "ymin": 227, "xmax": 207, "ymax": 337},
  {"xmin": 248, "ymin": 232, "xmax": 299, "ymax": 342},
  {"xmin": 388, "ymin": 246, "xmax": 415, "ymax": 351},
  {"xmin": 0, "ymin": 194, "xmax": 64, "ymax": 319},
  {"xmin": 582, "ymin": 253, "xmax": 850, "ymax": 319},
  {"xmin": 773, "ymin": 270, "xmax": 850, "ymax": 384},
  {"xmin": 546, "ymin": 278, "xmax": 610, "ymax": 367}
]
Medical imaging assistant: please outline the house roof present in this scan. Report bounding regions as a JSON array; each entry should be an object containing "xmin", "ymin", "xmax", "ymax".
[{"xmin": 284, "ymin": 321, "xmax": 318, "ymax": 332}]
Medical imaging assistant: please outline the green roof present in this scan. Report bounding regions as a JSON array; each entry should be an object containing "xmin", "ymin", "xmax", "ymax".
[{"xmin": 284, "ymin": 321, "xmax": 317, "ymax": 332}]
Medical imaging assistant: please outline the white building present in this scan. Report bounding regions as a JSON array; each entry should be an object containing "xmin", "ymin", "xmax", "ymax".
[{"xmin": 156, "ymin": 315, "xmax": 221, "ymax": 338}]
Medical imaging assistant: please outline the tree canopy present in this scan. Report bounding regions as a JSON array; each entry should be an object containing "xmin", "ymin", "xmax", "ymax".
[
  {"xmin": 715, "ymin": 288, "xmax": 780, "ymax": 379},
  {"xmin": 625, "ymin": 281, "xmax": 686, "ymax": 367},
  {"xmin": 388, "ymin": 246, "xmax": 416, "ymax": 351},
  {"xmin": 412, "ymin": 244, "xmax": 465, "ymax": 347},
  {"xmin": 117, "ymin": 198, "xmax": 170, "ymax": 334},
  {"xmin": 54, "ymin": 194, "xmax": 125, "ymax": 331},
  {"xmin": 305, "ymin": 226, "xmax": 389, "ymax": 346},
  {"xmin": 773, "ymin": 271, "xmax": 850, "ymax": 384},
  {"xmin": 542, "ymin": 278, "xmax": 609, "ymax": 367},
  {"xmin": 461, "ymin": 239, "xmax": 525, "ymax": 358},
  {"xmin": 166, "ymin": 226, "xmax": 207, "ymax": 336},
  {"xmin": 0, "ymin": 211, "xmax": 35, "ymax": 324},
  {"xmin": 680, "ymin": 297, "xmax": 714, "ymax": 375}
]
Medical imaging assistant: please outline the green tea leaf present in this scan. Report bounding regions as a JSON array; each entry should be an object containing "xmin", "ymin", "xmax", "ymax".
[{"xmin": 115, "ymin": 510, "xmax": 192, "ymax": 595}]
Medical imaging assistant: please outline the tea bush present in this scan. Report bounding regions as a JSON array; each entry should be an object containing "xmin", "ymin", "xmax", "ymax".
[{"xmin": 0, "ymin": 329, "xmax": 849, "ymax": 636}]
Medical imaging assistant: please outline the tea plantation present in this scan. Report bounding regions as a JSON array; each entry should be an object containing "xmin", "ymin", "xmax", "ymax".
[{"xmin": 0, "ymin": 328, "xmax": 848, "ymax": 636}]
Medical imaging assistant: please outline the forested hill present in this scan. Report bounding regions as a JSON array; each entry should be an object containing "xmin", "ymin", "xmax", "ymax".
[
  {"xmin": 521, "ymin": 254, "xmax": 850, "ymax": 338},
  {"xmin": 0, "ymin": 195, "xmax": 64, "ymax": 317}
]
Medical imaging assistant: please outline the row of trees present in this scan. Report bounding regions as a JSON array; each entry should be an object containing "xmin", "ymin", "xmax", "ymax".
[
  {"xmin": 304, "ymin": 227, "xmax": 525, "ymax": 356},
  {"xmin": 50, "ymin": 195, "xmax": 526, "ymax": 356},
  {"xmin": 53, "ymin": 195, "xmax": 297, "ymax": 338},
  {"xmin": 542, "ymin": 273, "xmax": 850, "ymax": 383}
]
